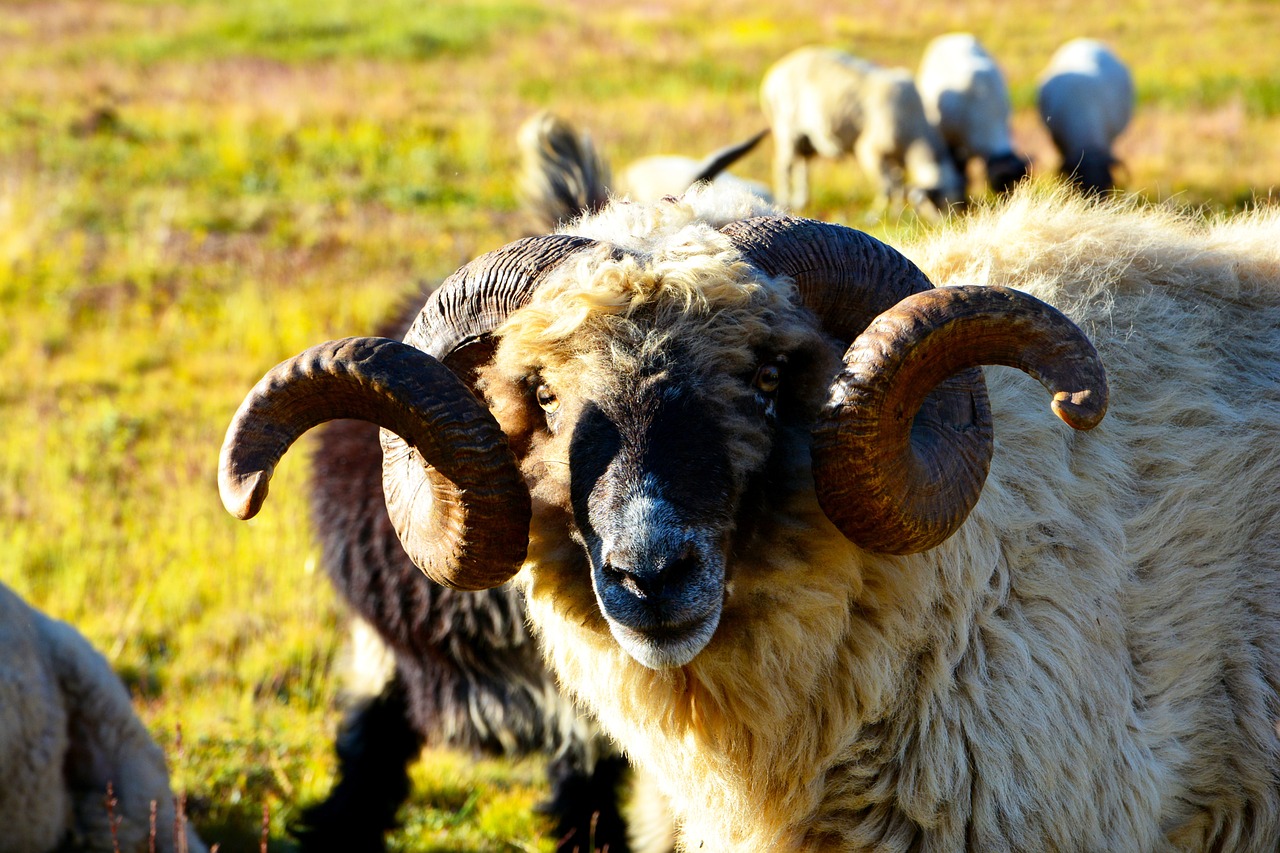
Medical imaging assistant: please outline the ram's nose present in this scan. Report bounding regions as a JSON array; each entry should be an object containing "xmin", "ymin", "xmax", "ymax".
[{"xmin": 601, "ymin": 540, "xmax": 700, "ymax": 602}]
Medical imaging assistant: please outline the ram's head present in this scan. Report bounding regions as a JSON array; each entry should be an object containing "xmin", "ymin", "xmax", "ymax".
[{"xmin": 220, "ymin": 210, "xmax": 1106, "ymax": 670}]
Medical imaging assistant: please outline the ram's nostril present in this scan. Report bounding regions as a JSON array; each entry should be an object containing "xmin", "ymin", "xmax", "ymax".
[
  {"xmin": 660, "ymin": 544, "xmax": 699, "ymax": 593},
  {"xmin": 602, "ymin": 558, "xmax": 646, "ymax": 599}
]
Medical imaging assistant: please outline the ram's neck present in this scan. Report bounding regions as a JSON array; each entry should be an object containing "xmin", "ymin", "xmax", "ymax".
[{"xmin": 520, "ymin": 481, "xmax": 964, "ymax": 850}]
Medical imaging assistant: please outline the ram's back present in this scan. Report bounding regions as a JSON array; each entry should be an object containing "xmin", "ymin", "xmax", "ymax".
[{"xmin": 903, "ymin": 187, "xmax": 1280, "ymax": 850}]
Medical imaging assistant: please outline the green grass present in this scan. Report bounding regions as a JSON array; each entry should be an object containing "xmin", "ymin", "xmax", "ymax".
[{"xmin": 1, "ymin": 0, "xmax": 1278, "ymax": 849}]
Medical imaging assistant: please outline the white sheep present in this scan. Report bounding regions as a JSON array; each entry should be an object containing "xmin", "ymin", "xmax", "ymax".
[
  {"xmin": 618, "ymin": 143, "xmax": 772, "ymax": 205},
  {"xmin": 916, "ymin": 32, "xmax": 1029, "ymax": 195},
  {"xmin": 220, "ymin": 183, "xmax": 1280, "ymax": 851},
  {"xmin": 0, "ymin": 581, "xmax": 207, "ymax": 853},
  {"xmin": 760, "ymin": 46, "xmax": 965, "ymax": 219},
  {"xmin": 1037, "ymin": 38, "xmax": 1135, "ymax": 193}
]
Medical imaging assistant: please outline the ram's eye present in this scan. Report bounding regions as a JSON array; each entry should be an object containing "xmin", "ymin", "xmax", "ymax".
[
  {"xmin": 535, "ymin": 383, "xmax": 560, "ymax": 413},
  {"xmin": 754, "ymin": 362, "xmax": 783, "ymax": 395}
]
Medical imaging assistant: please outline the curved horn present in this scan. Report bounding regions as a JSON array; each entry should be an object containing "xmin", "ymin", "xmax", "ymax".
[
  {"xmin": 720, "ymin": 216, "xmax": 992, "ymax": 552},
  {"xmin": 381, "ymin": 234, "xmax": 598, "ymax": 585},
  {"xmin": 721, "ymin": 218, "xmax": 1105, "ymax": 554},
  {"xmin": 814, "ymin": 285, "xmax": 1106, "ymax": 553},
  {"xmin": 720, "ymin": 216, "xmax": 957, "ymax": 340},
  {"xmin": 218, "ymin": 336, "xmax": 530, "ymax": 590},
  {"xmin": 408, "ymin": 233, "xmax": 600, "ymax": 364}
]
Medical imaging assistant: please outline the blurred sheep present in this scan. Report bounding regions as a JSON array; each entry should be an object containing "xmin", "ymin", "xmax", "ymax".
[
  {"xmin": 0, "ymin": 581, "xmax": 206, "ymax": 853},
  {"xmin": 1037, "ymin": 38, "xmax": 1135, "ymax": 194},
  {"xmin": 916, "ymin": 32, "xmax": 1030, "ymax": 196},
  {"xmin": 760, "ymin": 45, "xmax": 965, "ymax": 220}
]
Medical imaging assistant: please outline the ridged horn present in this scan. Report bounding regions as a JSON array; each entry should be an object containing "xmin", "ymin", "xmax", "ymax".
[
  {"xmin": 381, "ymin": 234, "xmax": 599, "ymax": 586},
  {"xmin": 720, "ymin": 216, "xmax": 963, "ymax": 340},
  {"xmin": 218, "ymin": 336, "xmax": 530, "ymax": 590},
  {"xmin": 221, "ymin": 234, "xmax": 596, "ymax": 590},
  {"xmin": 721, "ymin": 217, "xmax": 1105, "ymax": 554},
  {"xmin": 814, "ymin": 285, "xmax": 1106, "ymax": 553}
]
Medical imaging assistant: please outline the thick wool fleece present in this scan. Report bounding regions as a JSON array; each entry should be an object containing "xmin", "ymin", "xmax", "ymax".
[
  {"xmin": 0, "ymin": 583, "xmax": 206, "ymax": 853},
  {"xmin": 485, "ymin": 185, "xmax": 1280, "ymax": 851}
]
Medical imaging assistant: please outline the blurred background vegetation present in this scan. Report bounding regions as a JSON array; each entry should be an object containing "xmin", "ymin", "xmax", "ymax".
[{"xmin": 1, "ymin": 0, "xmax": 1276, "ymax": 849}]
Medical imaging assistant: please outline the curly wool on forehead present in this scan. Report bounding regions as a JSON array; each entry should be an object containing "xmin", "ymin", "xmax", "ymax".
[
  {"xmin": 562, "ymin": 182, "xmax": 782, "ymax": 249},
  {"xmin": 498, "ymin": 188, "xmax": 797, "ymax": 356}
]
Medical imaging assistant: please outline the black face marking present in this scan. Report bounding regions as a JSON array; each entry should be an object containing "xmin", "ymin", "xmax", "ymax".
[
  {"xmin": 569, "ymin": 382, "xmax": 734, "ymax": 540},
  {"xmin": 566, "ymin": 373, "xmax": 736, "ymax": 668}
]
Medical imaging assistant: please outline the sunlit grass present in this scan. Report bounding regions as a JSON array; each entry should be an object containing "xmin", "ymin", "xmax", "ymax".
[{"xmin": 1, "ymin": 0, "xmax": 1277, "ymax": 848}]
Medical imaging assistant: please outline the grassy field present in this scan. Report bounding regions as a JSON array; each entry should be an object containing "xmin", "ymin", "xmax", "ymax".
[{"xmin": 1, "ymin": 0, "xmax": 1277, "ymax": 849}]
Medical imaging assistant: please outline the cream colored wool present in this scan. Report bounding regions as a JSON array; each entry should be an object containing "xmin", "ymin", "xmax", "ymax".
[
  {"xmin": 478, "ymin": 184, "xmax": 1280, "ymax": 852},
  {"xmin": 0, "ymin": 583, "xmax": 206, "ymax": 853}
]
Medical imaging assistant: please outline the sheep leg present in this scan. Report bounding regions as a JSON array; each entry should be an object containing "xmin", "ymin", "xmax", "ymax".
[
  {"xmin": 290, "ymin": 671, "xmax": 423, "ymax": 852},
  {"xmin": 543, "ymin": 752, "xmax": 638, "ymax": 853},
  {"xmin": 855, "ymin": 136, "xmax": 904, "ymax": 221},
  {"xmin": 773, "ymin": 144, "xmax": 808, "ymax": 211}
]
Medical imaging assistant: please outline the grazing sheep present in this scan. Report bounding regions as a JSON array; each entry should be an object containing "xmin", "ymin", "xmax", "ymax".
[
  {"xmin": 518, "ymin": 109, "xmax": 770, "ymax": 232},
  {"xmin": 1037, "ymin": 38, "xmax": 1134, "ymax": 194},
  {"xmin": 916, "ymin": 32, "xmax": 1029, "ymax": 195},
  {"xmin": 0, "ymin": 581, "xmax": 207, "ymax": 853},
  {"xmin": 220, "ymin": 183, "xmax": 1280, "ymax": 851},
  {"xmin": 760, "ymin": 46, "xmax": 965, "ymax": 219}
]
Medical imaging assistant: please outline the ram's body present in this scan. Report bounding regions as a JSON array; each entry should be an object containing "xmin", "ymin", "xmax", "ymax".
[
  {"xmin": 1037, "ymin": 39, "xmax": 1134, "ymax": 194},
  {"xmin": 223, "ymin": 185, "xmax": 1280, "ymax": 852},
  {"xmin": 916, "ymin": 33, "xmax": 1028, "ymax": 195},
  {"xmin": 516, "ymin": 189, "xmax": 1280, "ymax": 850},
  {"xmin": 761, "ymin": 46, "xmax": 964, "ymax": 218},
  {"xmin": 0, "ymin": 582, "xmax": 206, "ymax": 853}
]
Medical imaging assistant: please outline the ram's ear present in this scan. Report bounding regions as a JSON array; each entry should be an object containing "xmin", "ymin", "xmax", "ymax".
[
  {"xmin": 444, "ymin": 335, "xmax": 542, "ymax": 462},
  {"xmin": 442, "ymin": 336, "xmax": 500, "ymax": 396}
]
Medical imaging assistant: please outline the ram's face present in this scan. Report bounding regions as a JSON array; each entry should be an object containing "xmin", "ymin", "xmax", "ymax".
[{"xmin": 482, "ymin": 268, "xmax": 833, "ymax": 669}]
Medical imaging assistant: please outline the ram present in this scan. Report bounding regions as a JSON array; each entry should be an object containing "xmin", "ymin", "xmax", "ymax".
[
  {"xmin": 761, "ymin": 46, "xmax": 964, "ymax": 220},
  {"xmin": 1036, "ymin": 38, "xmax": 1134, "ymax": 194},
  {"xmin": 0, "ymin": 581, "xmax": 207, "ymax": 853},
  {"xmin": 916, "ymin": 32, "xmax": 1029, "ymax": 196},
  {"xmin": 220, "ymin": 185, "xmax": 1280, "ymax": 852}
]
